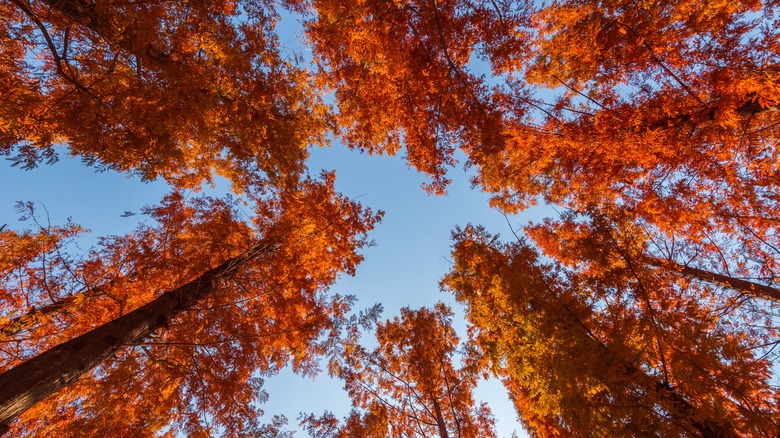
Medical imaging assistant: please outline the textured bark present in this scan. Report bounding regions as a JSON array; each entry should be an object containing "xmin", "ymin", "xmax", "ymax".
[
  {"xmin": 431, "ymin": 397, "xmax": 450, "ymax": 438},
  {"xmin": 647, "ymin": 257, "xmax": 780, "ymax": 303},
  {"xmin": 0, "ymin": 241, "xmax": 271, "ymax": 433}
]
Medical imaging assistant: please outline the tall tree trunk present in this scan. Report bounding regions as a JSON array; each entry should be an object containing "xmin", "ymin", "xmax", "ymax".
[
  {"xmin": 647, "ymin": 257, "xmax": 780, "ymax": 303},
  {"xmin": 0, "ymin": 241, "xmax": 272, "ymax": 434},
  {"xmin": 431, "ymin": 396, "xmax": 450, "ymax": 438}
]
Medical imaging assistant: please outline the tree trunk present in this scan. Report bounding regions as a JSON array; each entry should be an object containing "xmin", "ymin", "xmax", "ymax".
[
  {"xmin": 0, "ymin": 241, "xmax": 271, "ymax": 434},
  {"xmin": 431, "ymin": 397, "xmax": 450, "ymax": 438},
  {"xmin": 647, "ymin": 257, "xmax": 780, "ymax": 303}
]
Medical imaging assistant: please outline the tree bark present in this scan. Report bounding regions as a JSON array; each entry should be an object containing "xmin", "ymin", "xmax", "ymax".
[
  {"xmin": 431, "ymin": 397, "xmax": 450, "ymax": 438},
  {"xmin": 0, "ymin": 240, "xmax": 272, "ymax": 434},
  {"xmin": 647, "ymin": 257, "xmax": 780, "ymax": 303}
]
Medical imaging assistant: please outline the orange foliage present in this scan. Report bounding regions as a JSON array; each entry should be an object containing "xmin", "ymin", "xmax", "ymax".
[
  {"xmin": 297, "ymin": 0, "xmax": 780, "ymax": 265},
  {"xmin": 444, "ymin": 225, "xmax": 779, "ymax": 436},
  {"xmin": 307, "ymin": 303, "xmax": 496, "ymax": 438},
  {"xmin": 2, "ymin": 0, "xmax": 326, "ymax": 191},
  {"xmin": 0, "ymin": 174, "xmax": 381, "ymax": 436},
  {"xmin": 4, "ymin": 0, "xmax": 780, "ymax": 436}
]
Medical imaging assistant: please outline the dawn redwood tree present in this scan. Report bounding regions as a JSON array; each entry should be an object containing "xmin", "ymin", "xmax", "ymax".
[
  {"xmin": 4, "ymin": 0, "xmax": 780, "ymax": 436},
  {"xmin": 0, "ymin": 174, "xmax": 381, "ymax": 436},
  {"xmin": 294, "ymin": 3, "xmax": 780, "ymax": 433},
  {"xmin": 2, "ymin": 0, "xmax": 326, "ymax": 191},
  {"xmin": 294, "ymin": 0, "xmax": 780, "ymax": 267},
  {"xmin": 4, "ymin": 0, "xmax": 777, "ymax": 253},
  {"xmin": 0, "ymin": 199, "xmax": 170, "ymax": 342},
  {"xmin": 0, "ymin": 2, "xmax": 381, "ymax": 435},
  {"xmin": 443, "ymin": 225, "xmax": 779, "ymax": 437},
  {"xmin": 0, "ymin": 192, "xmax": 258, "ymax": 364},
  {"xmin": 304, "ymin": 303, "xmax": 496, "ymax": 438},
  {"xmin": 286, "ymin": 0, "xmax": 511, "ymax": 194}
]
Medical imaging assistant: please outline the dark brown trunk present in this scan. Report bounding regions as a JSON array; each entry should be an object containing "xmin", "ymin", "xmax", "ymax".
[
  {"xmin": 431, "ymin": 397, "xmax": 450, "ymax": 438},
  {"xmin": 0, "ymin": 242, "xmax": 269, "ymax": 433},
  {"xmin": 647, "ymin": 257, "xmax": 780, "ymax": 303}
]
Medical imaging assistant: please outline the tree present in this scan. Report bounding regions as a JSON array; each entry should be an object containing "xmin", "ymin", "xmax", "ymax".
[
  {"xmin": 443, "ymin": 225, "xmax": 779, "ymax": 437},
  {"xmin": 306, "ymin": 303, "xmax": 497, "ymax": 438},
  {"xmin": 1, "ymin": 1, "xmax": 383, "ymax": 435},
  {"xmin": 296, "ymin": 2, "xmax": 779, "ymax": 426},
  {"xmin": 1, "ymin": 3, "xmax": 384, "ymax": 435},
  {"xmin": 296, "ymin": 0, "xmax": 780, "ymax": 267},
  {"xmin": 5, "ymin": 0, "xmax": 780, "ymax": 435},
  {"xmin": 287, "ymin": 0, "xmax": 515, "ymax": 194},
  {"xmin": 0, "ymin": 174, "xmax": 381, "ymax": 436},
  {"xmin": 3, "ymin": 0, "xmax": 326, "ymax": 191}
]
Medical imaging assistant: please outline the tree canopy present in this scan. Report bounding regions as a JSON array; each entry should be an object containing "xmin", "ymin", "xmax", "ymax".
[
  {"xmin": 304, "ymin": 303, "xmax": 496, "ymax": 438},
  {"xmin": 3, "ymin": 0, "xmax": 327, "ymax": 191},
  {"xmin": 444, "ymin": 224, "xmax": 778, "ymax": 437},
  {"xmin": 1, "ymin": 0, "xmax": 779, "ymax": 436}
]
